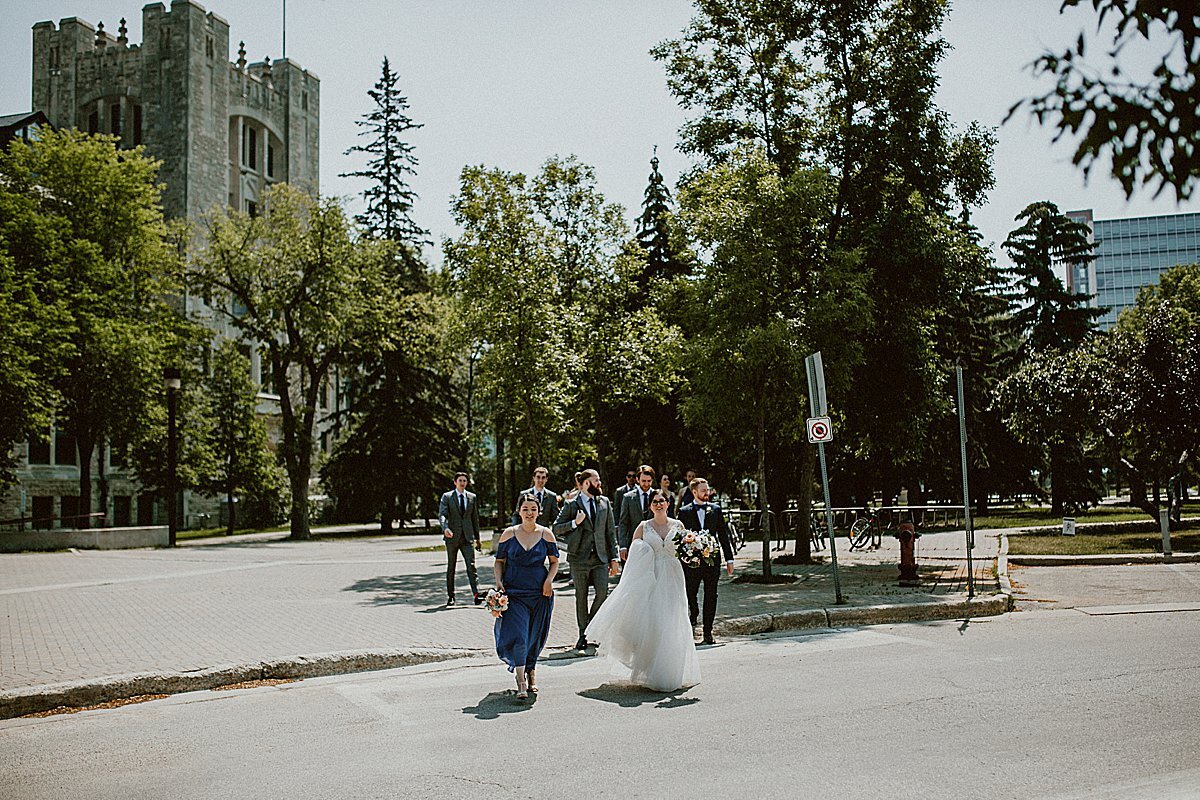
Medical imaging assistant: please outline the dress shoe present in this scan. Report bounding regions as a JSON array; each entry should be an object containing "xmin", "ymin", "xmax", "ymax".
[
  {"xmin": 702, "ymin": 635, "xmax": 716, "ymax": 645},
  {"xmin": 446, "ymin": 596, "xmax": 455, "ymax": 606},
  {"xmin": 473, "ymin": 593, "xmax": 484, "ymax": 606},
  {"xmin": 575, "ymin": 636, "xmax": 588, "ymax": 651}
]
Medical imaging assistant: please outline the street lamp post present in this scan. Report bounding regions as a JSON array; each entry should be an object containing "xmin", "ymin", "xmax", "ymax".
[{"xmin": 164, "ymin": 367, "xmax": 181, "ymax": 547}]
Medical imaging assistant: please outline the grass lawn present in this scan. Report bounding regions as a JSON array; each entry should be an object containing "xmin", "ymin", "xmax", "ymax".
[
  {"xmin": 1007, "ymin": 529, "xmax": 1200, "ymax": 556},
  {"xmin": 974, "ymin": 504, "xmax": 1200, "ymax": 531}
]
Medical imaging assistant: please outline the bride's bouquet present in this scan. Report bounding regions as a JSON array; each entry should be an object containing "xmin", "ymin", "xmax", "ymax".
[
  {"xmin": 485, "ymin": 588, "xmax": 509, "ymax": 618},
  {"xmin": 676, "ymin": 529, "xmax": 723, "ymax": 568}
]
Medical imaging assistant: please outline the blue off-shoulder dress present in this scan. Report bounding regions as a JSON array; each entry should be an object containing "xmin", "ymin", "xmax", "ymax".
[{"xmin": 494, "ymin": 534, "xmax": 558, "ymax": 672}]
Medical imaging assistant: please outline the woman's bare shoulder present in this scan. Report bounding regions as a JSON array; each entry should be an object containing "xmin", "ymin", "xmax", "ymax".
[{"xmin": 498, "ymin": 527, "xmax": 517, "ymax": 542}]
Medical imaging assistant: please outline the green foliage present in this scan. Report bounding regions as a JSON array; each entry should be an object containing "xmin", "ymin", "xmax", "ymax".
[
  {"xmin": 677, "ymin": 146, "xmax": 869, "ymax": 571},
  {"xmin": 1003, "ymin": 201, "xmax": 1104, "ymax": 355},
  {"xmin": 1015, "ymin": 0, "xmax": 1200, "ymax": 200},
  {"xmin": 634, "ymin": 154, "xmax": 691, "ymax": 287},
  {"xmin": 341, "ymin": 56, "xmax": 428, "ymax": 283},
  {"xmin": 322, "ymin": 292, "xmax": 464, "ymax": 530},
  {"xmin": 191, "ymin": 184, "xmax": 402, "ymax": 539},
  {"xmin": 1098, "ymin": 264, "xmax": 1200, "ymax": 520},
  {"xmin": 0, "ymin": 130, "xmax": 188, "ymax": 520},
  {"xmin": 196, "ymin": 341, "xmax": 281, "ymax": 535},
  {"xmin": 998, "ymin": 348, "xmax": 1106, "ymax": 515}
]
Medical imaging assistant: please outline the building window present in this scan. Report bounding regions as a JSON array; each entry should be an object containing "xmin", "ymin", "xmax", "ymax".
[
  {"xmin": 137, "ymin": 494, "xmax": 155, "ymax": 526},
  {"xmin": 132, "ymin": 104, "xmax": 143, "ymax": 146},
  {"xmin": 206, "ymin": 35, "xmax": 214, "ymax": 59},
  {"xmin": 60, "ymin": 495, "xmax": 81, "ymax": 528},
  {"xmin": 54, "ymin": 431, "xmax": 77, "ymax": 465},
  {"xmin": 248, "ymin": 127, "xmax": 258, "ymax": 170},
  {"xmin": 259, "ymin": 347, "xmax": 274, "ymax": 394},
  {"xmin": 267, "ymin": 142, "xmax": 275, "ymax": 179},
  {"xmin": 246, "ymin": 200, "xmax": 258, "ymax": 218},
  {"xmin": 113, "ymin": 496, "xmax": 132, "ymax": 527},
  {"xmin": 110, "ymin": 103, "xmax": 121, "ymax": 138},
  {"xmin": 28, "ymin": 435, "xmax": 51, "ymax": 465},
  {"xmin": 32, "ymin": 496, "xmax": 53, "ymax": 529},
  {"xmin": 87, "ymin": 110, "xmax": 99, "ymax": 134},
  {"xmin": 302, "ymin": 91, "xmax": 308, "ymax": 111}
]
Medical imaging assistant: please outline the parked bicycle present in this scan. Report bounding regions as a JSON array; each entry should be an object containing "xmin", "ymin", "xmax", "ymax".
[{"xmin": 848, "ymin": 508, "xmax": 885, "ymax": 551}]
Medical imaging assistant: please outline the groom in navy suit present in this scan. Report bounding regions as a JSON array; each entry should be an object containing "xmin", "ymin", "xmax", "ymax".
[{"xmin": 677, "ymin": 477, "xmax": 735, "ymax": 645}]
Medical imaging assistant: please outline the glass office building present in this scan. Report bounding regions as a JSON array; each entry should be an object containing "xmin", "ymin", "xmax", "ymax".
[{"xmin": 1066, "ymin": 208, "xmax": 1200, "ymax": 329}]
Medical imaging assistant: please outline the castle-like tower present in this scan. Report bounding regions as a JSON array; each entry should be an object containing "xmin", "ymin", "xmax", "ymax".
[
  {"xmin": 32, "ymin": 0, "xmax": 320, "ymax": 221},
  {"xmin": 6, "ymin": 1, "xmax": 326, "ymax": 533}
]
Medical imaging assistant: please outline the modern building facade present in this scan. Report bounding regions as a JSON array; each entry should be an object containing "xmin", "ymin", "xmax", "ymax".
[
  {"xmin": 1066, "ymin": 208, "xmax": 1200, "ymax": 329},
  {"xmin": 3, "ymin": 1, "xmax": 324, "ymax": 531}
]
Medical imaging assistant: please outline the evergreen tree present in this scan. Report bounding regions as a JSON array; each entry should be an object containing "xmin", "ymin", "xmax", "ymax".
[
  {"xmin": 1003, "ymin": 200, "xmax": 1105, "ymax": 356},
  {"xmin": 322, "ymin": 293, "xmax": 464, "ymax": 532},
  {"xmin": 635, "ymin": 153, "xmax": 689, "ymax": 285},
  {"xmin": 341, "ymin": 56, "xmax": 428, "ymax": 285}
]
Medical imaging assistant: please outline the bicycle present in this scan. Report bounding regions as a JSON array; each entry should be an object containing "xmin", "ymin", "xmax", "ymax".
[{"xmin": 848, "ymin": 508, "xmax": 883, "ymax": 551}]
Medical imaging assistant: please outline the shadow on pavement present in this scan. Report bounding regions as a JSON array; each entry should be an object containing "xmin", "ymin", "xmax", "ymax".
[
  {"xmin": 343, "ymin": 573, "xmax": 465, "ymax": 606},
  {"xmin": 578, "ymin": 683, "xmax": 700, "ymax": 709},
  {"xmin": 462, "ymin": 690, "xmax": 537, "ymax": 719}
]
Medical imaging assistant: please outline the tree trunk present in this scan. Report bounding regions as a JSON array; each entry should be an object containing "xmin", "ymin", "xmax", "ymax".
[
  {"xmin": 380, "ymin": 501, "xmax": 394, "ymax": 534},
  {"xmin": 97, "ymin": 441, "xmax": 108, "ymax": 528},
  {"xmin": 76, "ymin": 432, "xmax": 96, "ymax": 529},
  {"xmin": 1049, "ymin": 443, "xmax": 1064, "ymax": 517},
  {"xmin": 226, "ymin": 485, "xmax": 236, "ymax": 536},
  {"xmin": 757, "ymin": 408, "xmax": 772, "ymax": 578},
  {"xmin": 795, "ymin": 441, "xmax": 815, "ymax": 562}
]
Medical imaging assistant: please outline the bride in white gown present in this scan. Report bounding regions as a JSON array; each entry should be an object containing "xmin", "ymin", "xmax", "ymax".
[{"xmin": 585, "ymin": 489, "xmax": 700, "ymax": 691}]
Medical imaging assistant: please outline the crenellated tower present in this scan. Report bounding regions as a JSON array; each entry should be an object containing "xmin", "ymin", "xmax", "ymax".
[{"xmin": 32, "ymin": 0, "xmax": 319, "ymax": 221}]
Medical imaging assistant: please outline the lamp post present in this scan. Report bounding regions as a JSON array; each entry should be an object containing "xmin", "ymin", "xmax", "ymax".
[{"xmin": 164, "ymin": 367, "xmax": 181, "ymax": 546}]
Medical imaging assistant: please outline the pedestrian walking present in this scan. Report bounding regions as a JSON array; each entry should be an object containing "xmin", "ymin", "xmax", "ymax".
[{"xmin": 438, "ymin": 472, "xmax": 483, "ymax": 606}]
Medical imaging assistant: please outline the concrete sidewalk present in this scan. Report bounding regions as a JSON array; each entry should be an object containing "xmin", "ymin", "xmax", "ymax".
[{"xmin": 0, "ymin": 526, "xmax": 1006, "ymax": 718}]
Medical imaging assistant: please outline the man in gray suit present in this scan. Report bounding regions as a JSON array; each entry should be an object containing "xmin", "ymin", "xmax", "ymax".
[
  {"xmin": 510, "ymin": 466, "xmax": 560, "ymax": 528},
  {"xmin": 617, "ymin": 465, "xmax": 656, "ymax": 562},
  {"xmin": 553, "ymin": 468, "xmax": 620, "ymax": 651},
  {"xmin": 438, "ymin": 472, "xmax": 482, "ymax": 606}
]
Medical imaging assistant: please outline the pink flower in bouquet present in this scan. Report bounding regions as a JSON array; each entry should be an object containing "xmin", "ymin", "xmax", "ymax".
[{"xmin": 682, "ymin": 532, "xmax": 696, "ymax": 544}]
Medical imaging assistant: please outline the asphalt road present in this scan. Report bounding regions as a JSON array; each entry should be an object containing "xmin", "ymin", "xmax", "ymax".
[{"xmin": 3, "ymin": 591, "xmax": 1199, "ymax": 800}]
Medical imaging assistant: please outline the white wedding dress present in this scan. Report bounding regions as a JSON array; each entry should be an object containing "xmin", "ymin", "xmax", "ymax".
[{"xmin": 585, "ymin": 518, "xmax": 700, "ymax": 691}]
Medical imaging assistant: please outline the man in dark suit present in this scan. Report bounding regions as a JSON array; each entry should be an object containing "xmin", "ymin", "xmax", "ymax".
[
  {"xmin": 438, "ymin": 472, "xmax": 482, "ymax": 606},
  {"xmin": 611, "ymin": 469, "xmax": 637, "ymax": 506},
  {"xmin": 677, "ymin": 477, "xmax": 736, "ymax": 645},
  {"xmin": 553, "ymin": 468, "xmax": 620, "ymax": 651},
  {"xmin": 617, "ymin": 465, "xmax": 655, "ymax": 561},
  {"xmin": 510, "ymin": 466, "xmax": 560, "ymax": 528}
]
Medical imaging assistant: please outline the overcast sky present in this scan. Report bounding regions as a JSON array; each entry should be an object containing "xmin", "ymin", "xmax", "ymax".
[{"xmin": 2, "ymin": 0, "xmax": 1195, "ymax": 265}]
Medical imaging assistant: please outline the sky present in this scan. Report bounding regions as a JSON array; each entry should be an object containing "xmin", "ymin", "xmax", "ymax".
[{"xmin": 1, "ymin": 0, "xmax": 1195, "ymax": 266}]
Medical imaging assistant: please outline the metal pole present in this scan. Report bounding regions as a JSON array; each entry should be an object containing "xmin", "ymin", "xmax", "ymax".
[
  {"xmin": 956, "ymin": 367, "xmax": 974, "ymax": 598},
  {"xmin": 165, "ymin": 368, "xmax": 180, "ymax": 547},
  {"xmin": 282, "ymin": 0, "xmax": 287, "ymax": 59},
  {"xmin": 819, "ymin": 442, "xmax": 843, "ymax": 604},
  {"xmin": 1160, "ymin": 507, "xmax": 1172, "ymax": 557}
]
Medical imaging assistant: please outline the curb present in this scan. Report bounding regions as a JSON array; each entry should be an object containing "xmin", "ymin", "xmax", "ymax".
[
  {"xmin": 713, "ymin": 592, "xmax": 1012, "ymax": 637},
  {"xmin": 1007, "ymin": 552, "xmax": 1200, "ymax": 566},
  {"xmin": 0, "ymin": 647, "xmax": 478, "ymax": 721},
  {"xmin": 0, "ymin": 594, "xmax": 1012, "ymax": 721}
]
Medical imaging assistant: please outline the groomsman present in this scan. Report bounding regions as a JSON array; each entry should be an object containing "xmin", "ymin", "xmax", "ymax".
[
  {"xmin": 511, "ymin": 466, "xmax": 561, "ymax": 528},
  {"xmin": 677, "ymin": 468, "xmax": 697, "ymax": 509},
  {"xmin": 617, "ymin": 465, "xmax": 656, "ymax": 561},
  {"xmin": 553, "ymin": 469, "xmax": 620, "ymax": 651},
  {"xmin": 438, "ymin": 472, "xmax": 482, "ymax": 606},
  {"xmin": 611, "ymin": 469, "xmax": 637, "ymax": 506},
  {"xmin": 677, "ymin": 477, "xmax": 735, "ymax": 645}
]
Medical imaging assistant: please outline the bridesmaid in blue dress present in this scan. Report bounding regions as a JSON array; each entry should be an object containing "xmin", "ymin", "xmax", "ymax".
[{"xmin": 493, "ymin": 494, "xmax": 559, "ymax": 700}]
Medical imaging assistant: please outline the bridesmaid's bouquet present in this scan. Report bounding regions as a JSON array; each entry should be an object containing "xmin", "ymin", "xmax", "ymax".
[
  {"xmin": 485, "ymin": 589, "xmax": 509, "ymax": 618},
  {"xmin": 676, "ymin": 530, "xmax": 723, "ymax": 568}
]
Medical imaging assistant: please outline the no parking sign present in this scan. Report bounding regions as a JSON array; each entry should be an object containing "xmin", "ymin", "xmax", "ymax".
[{"xmin": 806, "ymin": 416, "xmax": 833, "ymax": 443}]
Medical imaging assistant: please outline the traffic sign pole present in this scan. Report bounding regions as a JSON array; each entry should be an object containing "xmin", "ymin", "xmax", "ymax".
[
  {"xmin": 807, "ymin": 352, "xmax": 843, "ymax": 605},
  {"xmin": 956, "ymin": 366, "xmax": 975, "ymax": 599}
]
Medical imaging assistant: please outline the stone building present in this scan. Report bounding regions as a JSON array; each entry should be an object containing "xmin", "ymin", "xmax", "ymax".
[{"xmin": 4, "ymin": 0, "xmax": 323, "ymax": 531}]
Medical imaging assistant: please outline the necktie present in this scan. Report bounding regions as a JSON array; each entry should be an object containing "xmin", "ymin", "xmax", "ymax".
[
  {"xmin": 587, "ymin": 497, "xmax": 596, "ymax": 522},
  {"xmin": 642, "ymin": 492, "xmax": 649, "ymax": 514},
  {"xmin": 537, "ymin": 491, "xmax": 543, "ymax": 506},
  {"xmin": 459, "ymin": 493, "xmax": 466, "ymax": 516}
]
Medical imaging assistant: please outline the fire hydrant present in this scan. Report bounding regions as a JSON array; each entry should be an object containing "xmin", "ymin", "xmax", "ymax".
[{"xmin": 897, "ymin": 522, "xmax": 920, "ymax": 586}]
